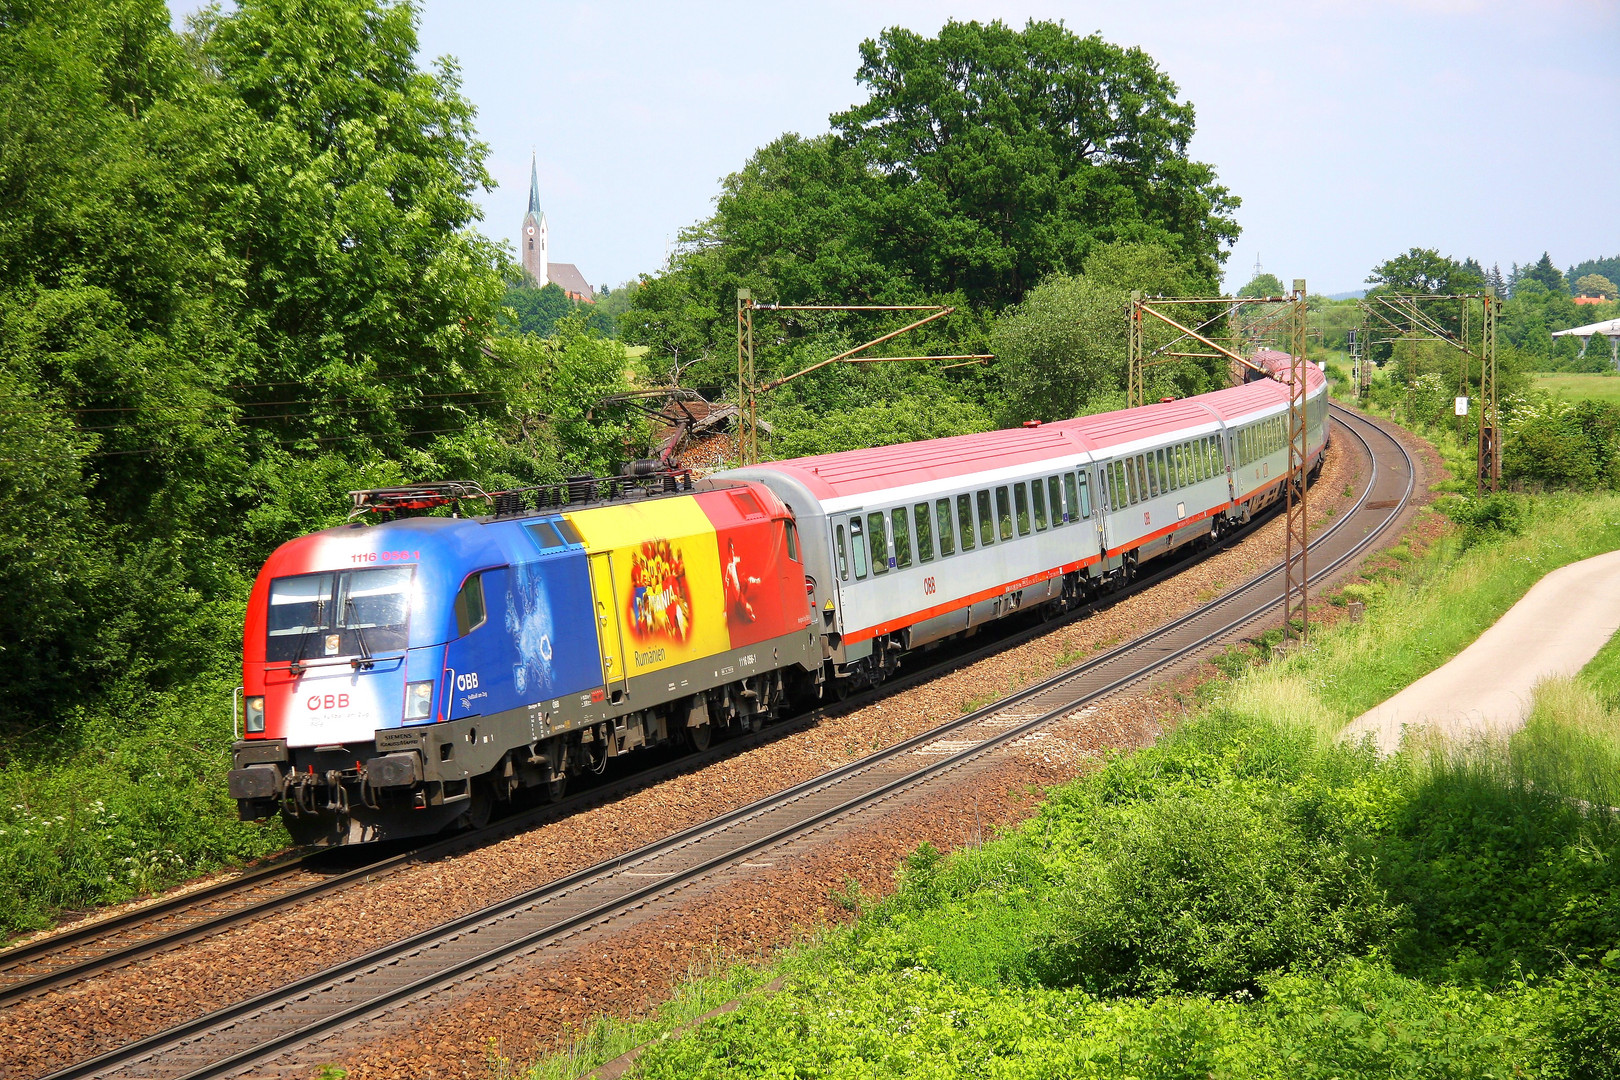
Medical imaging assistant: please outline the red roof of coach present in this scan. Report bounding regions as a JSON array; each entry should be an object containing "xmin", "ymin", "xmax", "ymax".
[{"xmin": 753, "ymin": 362, "xmax": 1324, "ymax": 500}]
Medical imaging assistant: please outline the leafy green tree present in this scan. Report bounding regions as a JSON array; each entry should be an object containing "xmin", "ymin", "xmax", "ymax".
[
  {"xmin": 1574, "ymin": 273, "xmax": 1618, "ymax": 300},
  {"xmin": 992, "ymin": 242, "xmax": 1210, "ymax": 424},
  {"xmin": 624, "ymin": 19, "xmax": 1237, "ymax": 387},
  {"xmin": 831, "ymin": 19, "xmax": 1235, "ymax": 308},
  {"xmin": 1568, "ymin": 254, "xmax": 1620, "ymax": 291},
  {"xmin": 1366, "ymin": 248, "xmax": 1484, "ymax": 294},
  {"xmin": 503, "ymin": 281, "xmax": 577, "ymax": 336},
  {"xmin": 1237, "ymin": 272, "xmax": 1285, "ymax": 298}
]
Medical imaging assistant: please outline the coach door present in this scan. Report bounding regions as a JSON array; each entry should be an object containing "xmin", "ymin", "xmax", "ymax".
[{"xmin": 588, "ymin": 551, "xmax": 629, "ymax": 701}]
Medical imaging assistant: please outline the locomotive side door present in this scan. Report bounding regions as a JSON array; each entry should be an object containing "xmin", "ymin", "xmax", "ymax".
[{"xmin": 587, "ymin": 551, "xmax": 629, "ymax": 701}]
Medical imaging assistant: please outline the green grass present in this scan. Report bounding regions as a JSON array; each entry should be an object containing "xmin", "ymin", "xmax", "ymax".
[
  {"xmin": 0, "ymin": 677, "xmax": 288, "ymax": 937},
  {"xmin": 1531, "ymin": 372, "xmax": 1620, "ymax": 404},
  {"xmin": 517, "ymin": 489, "xmax": 1620, "ymax": 1080}
]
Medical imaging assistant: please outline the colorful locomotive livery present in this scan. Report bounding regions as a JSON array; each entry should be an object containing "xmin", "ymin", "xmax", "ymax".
[{"xmin": 230, "ymin": 361, "xmax": 1328, "ymax": 845}]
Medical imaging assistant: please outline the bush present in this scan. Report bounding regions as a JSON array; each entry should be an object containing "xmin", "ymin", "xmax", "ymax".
[{"xmin": 1442, "ymin": 491, "xmax": 1525, "ymax": 548}]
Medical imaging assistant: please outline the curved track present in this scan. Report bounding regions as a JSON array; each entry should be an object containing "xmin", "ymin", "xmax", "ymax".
[{"xmin": 32, "ymin": 405, "xmax": 1416, "ymax": 1080}]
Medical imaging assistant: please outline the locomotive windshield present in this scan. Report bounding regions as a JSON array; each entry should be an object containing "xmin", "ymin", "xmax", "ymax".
[{"xmin": 265, "ymin": 567, "xmax": 412, "ymax": 662}]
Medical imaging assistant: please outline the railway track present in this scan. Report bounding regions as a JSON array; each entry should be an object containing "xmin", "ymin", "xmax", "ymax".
[
  {"xmin": 0, "ymin": 405, "xmax": 1358, "ymax": 1009},
  {"xmin": 32, "ymin": 404, "xmax": 1414, "ymax": 1080}
]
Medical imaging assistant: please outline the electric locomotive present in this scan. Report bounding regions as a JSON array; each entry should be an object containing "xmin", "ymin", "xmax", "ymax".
[{"xmin": 229, "ymin": 474, "xmax": 818, "ymax": 845}]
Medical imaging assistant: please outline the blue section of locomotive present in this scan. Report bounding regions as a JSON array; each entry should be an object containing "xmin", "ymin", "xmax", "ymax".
[
  {"xmin": 329, "ymin": 514, "xmax": 602, "ymax": 733},
  {"xmin": 437, "ymin": 526, "xmax": 602, "ymax": 727}
]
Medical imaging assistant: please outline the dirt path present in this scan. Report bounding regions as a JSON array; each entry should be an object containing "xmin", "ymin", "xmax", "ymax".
[{"xmin": 1342, "ymin": 548, "xmax": 1620, "ymax": 752}]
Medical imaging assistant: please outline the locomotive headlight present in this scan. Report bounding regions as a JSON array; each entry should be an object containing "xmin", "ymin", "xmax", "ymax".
[
  {"xmin": 245, "ymin": 696, "xmax": 266, "ymax": 734},
  {"xmin": 405, "ymin": 680, "xmax": 434, "ymax": 720}
]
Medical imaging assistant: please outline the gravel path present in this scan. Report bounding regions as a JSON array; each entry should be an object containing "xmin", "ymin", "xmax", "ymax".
[{"xmin": 1, "ymin": 439, "xmax": 1363, "ymax": 1080}]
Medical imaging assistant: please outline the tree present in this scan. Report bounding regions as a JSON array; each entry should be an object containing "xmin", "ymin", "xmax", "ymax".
[
  {"xmin": 503, "ymin": 281, "xmax": 577, "ymax": 336},
  {"xmin": 1365, "ymin": 248, "xmax": 1483, "ymax": 294},
  {"xmin": 624, "ymin": 19, "xmax": 1239, "ymax": 375},
  {"xmin": 1574, "ymin": 273, "xmax": 1618, "ymax": 300},
  {"xmin": 1522, "ymin": 252, "xmax": 1568, "ymax": 294},
  {"xmin": 992, "ymin": 242, "xmax": 1210, "ymax": 424},
  {"xmin": 1568, "ymin": 254, "xmax": 1620, "ymax": 291},
  {"xmin": 1237, "ymin": 272, "xmax": 1285, "ymax": 298},
  {"xmin": 831, "ymin": 19, "xmax": 1236, "ymax": 308}
]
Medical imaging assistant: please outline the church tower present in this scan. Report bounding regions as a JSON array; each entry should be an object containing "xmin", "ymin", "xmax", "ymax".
[{"xmin": 520, "ymin": 153, "xmax": 548, "ymax": 287}]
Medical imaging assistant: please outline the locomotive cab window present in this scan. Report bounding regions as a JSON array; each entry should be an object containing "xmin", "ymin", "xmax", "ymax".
[
  {"xmin": 267, "ymin": 567, "xmax": 411, "ymax": 662},
  {"xmin": 891, "ymin": 508, "xmax": 911, "ymax": 569},
  {"xmin": 453, "ymin": 572, "xmax": 486, "ymax": 637},
  {"xmin": 867, "ymin": 511, "xmax": 889, "ymax": 574},
  {"xmin": 914, "ymin": 503, "xmax": 934, "ymax": 562},
  {"xmin": 936, "ymin": 499, "xmax": 955, "ymax": 556},
  {"xmin": 957, "ymin": 494, "xmax": 976, "ymax": 551}
]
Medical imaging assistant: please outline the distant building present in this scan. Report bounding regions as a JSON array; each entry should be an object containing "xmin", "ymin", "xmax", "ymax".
[
  {"xmin": 520, "ymin": 153, "xmax": 593, "ymax": 302},
  {"xmin": 1574, "ymin": 295, "xmax": 1611, "ymax": 306}
]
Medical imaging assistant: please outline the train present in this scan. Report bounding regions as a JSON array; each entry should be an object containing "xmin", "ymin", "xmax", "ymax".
[{"xmin": 228, "ymin": 356, "xmax": 1328, "ymax": 845}]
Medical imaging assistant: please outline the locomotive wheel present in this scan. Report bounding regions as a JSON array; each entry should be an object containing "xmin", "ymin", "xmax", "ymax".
[
  {"xmin": 464, "ymin": 779, "xmax": 494, "ymax": 832},
  {"xmin": 687, "ymin": 722, "xmax": 712, "ymax": 752}
]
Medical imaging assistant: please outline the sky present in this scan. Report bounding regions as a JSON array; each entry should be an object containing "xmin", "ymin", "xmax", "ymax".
[{"xmin": 172, "ymin": 1, "xmax": 1620, "ymax": 296}]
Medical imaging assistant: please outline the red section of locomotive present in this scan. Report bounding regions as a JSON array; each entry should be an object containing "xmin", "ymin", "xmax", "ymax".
[{"xmin": 693, "ymin": 484, "xmax": 814, "ymax": 649}]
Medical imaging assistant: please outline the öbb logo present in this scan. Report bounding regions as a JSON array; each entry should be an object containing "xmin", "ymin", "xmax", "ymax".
[{"xmin": 306, "ymin": 693, "xmax": 351, "ymax": 710}]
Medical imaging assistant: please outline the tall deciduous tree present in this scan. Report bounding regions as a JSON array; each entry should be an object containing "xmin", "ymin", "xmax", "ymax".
[
  {"xmin": 625, "ymin": 20, "xmax": 1238, "ymax": 381},
  {"xmin": 1366, "ymin": 248, "xmax": 1484, "ymax": 295},
  {"xmin": 830, "ymin": 20, "xmax": 1236, "ymax": 308},
  {"xmin": 1574, "ymin": 273, "xmax": 1618, "ymax": 300}
]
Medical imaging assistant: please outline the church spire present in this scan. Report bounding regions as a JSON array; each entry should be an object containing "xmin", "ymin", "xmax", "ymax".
[{"xmin": 527, "ymin": 153, "xmax": 541, "ymax": 216}]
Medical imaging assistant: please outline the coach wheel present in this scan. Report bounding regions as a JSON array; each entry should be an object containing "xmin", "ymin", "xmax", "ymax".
[{"xmin": 687, "ymin": 722, "xmax": 712, "ymax": 753}]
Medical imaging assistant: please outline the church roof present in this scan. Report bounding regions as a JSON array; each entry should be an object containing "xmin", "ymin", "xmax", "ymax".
[
  {"xmin": 548, "ymin": 262, "xmax": 593, "ymax": 299},
  {"xmin": 527, "ymin": 155, "xmax": 542, "ymax": 216}
]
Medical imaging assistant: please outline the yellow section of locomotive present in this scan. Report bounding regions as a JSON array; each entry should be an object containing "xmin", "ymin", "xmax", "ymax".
[{"xmin": 563, "ymin": 497, "xmax": 729, "ymax": 681}]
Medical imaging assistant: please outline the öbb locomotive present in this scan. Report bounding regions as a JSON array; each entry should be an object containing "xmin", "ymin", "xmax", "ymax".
[{"xmin": 229, "ymin": 358, "xmax": 1327, "ymax": 844}]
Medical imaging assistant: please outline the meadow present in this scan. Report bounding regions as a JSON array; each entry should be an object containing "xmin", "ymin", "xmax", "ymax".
[{"xmin": 1530, "ymin": 372, "xmax": 1620, "ymax": 405}]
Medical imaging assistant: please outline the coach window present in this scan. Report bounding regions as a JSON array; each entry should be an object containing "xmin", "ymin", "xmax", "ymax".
[
  {"xmin": 1178, "ymin": 444, "xmax": 1190, "ymax": 486},
  {"xmin": 976, "ymin": 490, "xmax": 995, "ymax": 546},
  {"xmin": 1136, "ymin": 454, "xmax": 1151, "ymax": 499},
  {"xmin": 914, "ymin": 503, "xmax": 933, "ymax": 562},
  {"xmin": 958, "ymin": 494, "xmax": 976, "ymax": 551},
  {"xmin": 835, "ymin": 524, "xmax": 848, "ymax": 579},
  {"xmin": 936, "ymin": 499, "xmax": 955, "ymax": 556},
  {"xmin": 891, "ymin": 507, "xmax": 912, "ymax": 569},
  {"xmin": 1157, "ymin": 449, "xmax": 1170, "ymax": 493},
  {"xmin": 849, "ymin": 518, "xmax": 868, "ymax": 579},
  {"xmin": 1014, "ymin": 483, "xmax": 1032, "ymax": 535},
  {"xmin": 1031, "ymin": 479, "xmax": 1048, "ymax": 531},
  {"xmin": 453, "ymin": 573, "xmax": 486, "ymax": 637},
  {"xmin": 1047, "ymin": 476, "xmax": 1064, "ymax": 524},
  {"xmin": 995, "ymin": 486, "xmax": 1014, "ymax": 541},
  {"xmin": 1076, "ymin": 473, "xmax": 1092, "ymax": 518},
  {"xmin": 867, "ymin": 511, "xmax": 889, "ymax": 574},
  {"xmin": 1122, "ymin": 460, "xmax": 1137, "ymax": 505}
]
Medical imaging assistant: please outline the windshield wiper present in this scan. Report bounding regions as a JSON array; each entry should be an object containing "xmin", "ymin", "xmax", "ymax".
[
  {"xmin": 289, "ymin": 599, "xmax": 324, "ymax": 675},
  {"xmin": 345, "ymin": 597, "xmax": 374, "ymax": 669}
]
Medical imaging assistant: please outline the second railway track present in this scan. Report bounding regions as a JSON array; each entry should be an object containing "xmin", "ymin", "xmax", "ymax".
[{"xmin": 31, "ymin": 404, "xmax": 1416, "ymax": 1080}]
